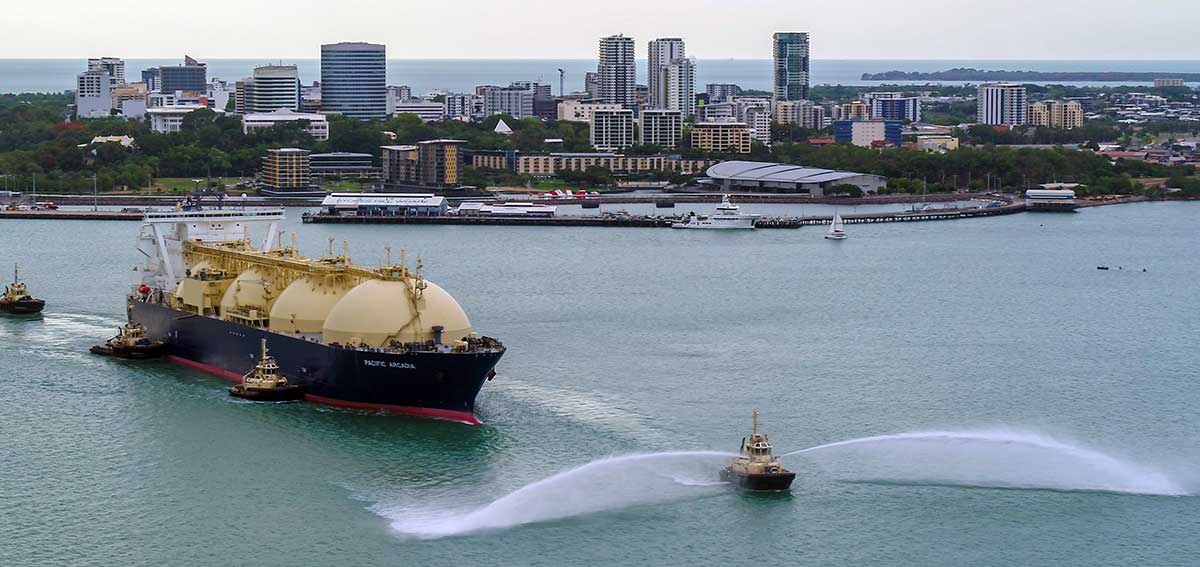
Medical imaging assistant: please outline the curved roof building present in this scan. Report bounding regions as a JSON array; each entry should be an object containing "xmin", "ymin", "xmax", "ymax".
[{"xmin": 705, "ymin": 161, "xmax": 886, "ymax": 196}]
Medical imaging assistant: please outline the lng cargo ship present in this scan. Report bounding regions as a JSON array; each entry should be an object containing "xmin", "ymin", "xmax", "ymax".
[{"xmin": 127, "ymin": 206, "xmax": 504, "ymax": 424}]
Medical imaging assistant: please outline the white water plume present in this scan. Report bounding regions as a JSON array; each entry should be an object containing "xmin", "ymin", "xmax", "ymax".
[
  {"xmin": 781, "ymin": 429, "xmax": 1186, "ymax": 496},
  {"xmin": 385, "ymin": 451, "xmax": 733, "ymax": 539}
]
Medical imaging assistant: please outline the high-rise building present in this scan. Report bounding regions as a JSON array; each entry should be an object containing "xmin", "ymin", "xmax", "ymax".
[
  {"xmin": 691, "ymin": 122, "xmax": 752, "ymax": 154},
  {"xmin": 772, "ymin": 32, "xmax": 810, "ymax": 101},
  {"xmin": 662, "ymin": 58, "xmax": 696, "ymax": 118},
  {"xmin": 87, "ymin": 57, "xmax": 124, "ymax": 86},
  {"xmin": 320, "ymin": 42, "xmax": 387, "ymax": 120},
  {"xmin": 159, "ymin": 56, "xmax": 207, "ymax": 94},
  {"xmin": 705, "ymin": 83, "xmax": 740, "ymax": 103},
  {"xmin": 836, "ymin": 100, "xmax": 870, "ymax": 120},
  {"xmin": 590, "ymin": 108, "xmax": 635, "ymax": 151},
  {"xmin": 483, "ymin": 87, "xmax": 535, "ymax": 119},
  {"xmin": 597, "ymin": 35, "xmax": 636, "ymax": 108},
  {"xmin": 511, "ymin": 81, "xmax": 553, "ymax": 101},
  {"xmin": 246, "ymin": 65, "xmax": 300, "ymax": 113},
  {"xmin": 259, "ymin": 148, "xmax": 314, "ymax": 195},
  {"xmin": 639, "ymin": 109, "xmax": 683, "ymax": 148},
  {"xmin": 1153, "ymin": 78, "xmax": 1185, "ymax": 88},
  {"xmin": 558, "ymin": 100, "xmax": 625, "ymax": 123},
  {"xmin": 871, "ymin": 97, "xmax": 922, "ymax": 122},
  {"xmin": 381, "ymin": 140, "xmax": 464, "ymax": 188},
  {"xmin": 1030, "ymin": 100, "xmax": 1084, "ymax": 129},
  {"xmin": 977, "ymin": 83, "xmax": 1027, "ymax": 126},
  {"xmin": 141, "ymin": 68, "xmax": 160, "ymax": 92},
  {"xmin": 76, "ymin": 70, "xmax": 113, "ymax": 118},
  {"xmin": 747, "ymin": 107, "xmax": 773, "ymax": 145},
  {"xmin": 445, "ymin": 93, "xmax": 480, "ymax": 119},
  {"xmin": 584, "ymin": 72, "xmax": 600, "ymax": 99},
  {"xmin": 833, "ymin": 119, "xmax": 902, "ymax": 147},
  {"xmin": 234, "ymin": 80, "xmax": 251, "ymax": 114},
  {"xmin": 648, "ymin": 38, "xmax": 685, "ymax": 109}
]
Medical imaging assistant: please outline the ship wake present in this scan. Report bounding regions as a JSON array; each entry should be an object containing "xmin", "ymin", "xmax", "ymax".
[
  {"xmin": 381, "ymin": 451, "xmax": 733, "ymax": 539},
  {"xmin": 780, "ymin": 429, "xmax": 1187, "ymax": 496}
]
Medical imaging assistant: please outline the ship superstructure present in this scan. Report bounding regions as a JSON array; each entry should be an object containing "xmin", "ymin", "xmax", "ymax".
[{"xmin": 128, "ymin": 206, "xmax": 504, "ymax": 423}]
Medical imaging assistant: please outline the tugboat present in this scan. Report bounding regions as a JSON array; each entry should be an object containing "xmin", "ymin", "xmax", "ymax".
[
  {"xmin": 1, "ymin": 264, "xmax": 45, "ymax": 315},
  {"xmin": 90, "ymin": 322, "xmax": 168, "ymax": 358},
  {"xmin": 229, "ymin": 339, "xmax": 305, "ymax": 402},
  {"xmin": 719, "ymin": 411, "xmax": 796, "ymax": 491}
]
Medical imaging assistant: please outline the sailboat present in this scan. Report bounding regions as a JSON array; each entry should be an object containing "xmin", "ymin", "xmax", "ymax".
[{"xmin": 825, "ymin": 213, "xmax": 847, "ymax": 240}]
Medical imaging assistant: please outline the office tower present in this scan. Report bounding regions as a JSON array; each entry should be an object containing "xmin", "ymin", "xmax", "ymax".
[
  {"xmin": 483, "ymin": 87, "xmax": 535, "ymax": 119},
  {"xmin": 772, "ymin": 32, "xmax": 810, "ymax": 101},
  {"xmin": 597, "ymin": 35, "xmax": 636, "ymax": 108},
  {"xmin": 141, "ymin": 68, "xmax": 160, "ymax": 92},
  {"xmin": 976, "ymin": 83, "xmax": 1027, "ymax": 125},
  {"xmin": 321, "ymin": 42, "xmax": 387, "ymax": 120},
  {"xmin": 76, "ymin": 69, "xmax": 113, "ymax": 118},
  {"xmin": 245, "ymin": 65, "xmax": 300, "ymax": 113},
  {"xmin": 584, "ymin": 72, "xmax": 600, "ymax": 99},
  {"xmin": 159, "ymin": 55, "xmax": 207, "ymax": 93}
]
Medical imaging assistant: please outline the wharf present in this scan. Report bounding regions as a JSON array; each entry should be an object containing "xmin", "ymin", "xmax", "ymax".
[{"xmin": 0, "ymin": 209, "xmax": 143, "ymax": 221}]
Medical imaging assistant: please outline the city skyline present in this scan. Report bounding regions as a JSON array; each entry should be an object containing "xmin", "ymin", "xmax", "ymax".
[{"xmin": 3, "ymin": 0, "xmax": 1200, "ymax": 60}]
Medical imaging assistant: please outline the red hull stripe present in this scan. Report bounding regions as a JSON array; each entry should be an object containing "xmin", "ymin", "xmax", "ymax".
[{"xmin": 165, "ymin": 355, "xmax": 482, "ymax": 425}]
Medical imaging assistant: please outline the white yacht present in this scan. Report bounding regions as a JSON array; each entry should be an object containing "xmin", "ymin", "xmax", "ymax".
[
  {"xmin": 671, "ymin": 195, "xmax": 759, "ymax": 230},
  {"xmin": 825, "ymin": 213, "xmax": 848, "ymax": 240}
]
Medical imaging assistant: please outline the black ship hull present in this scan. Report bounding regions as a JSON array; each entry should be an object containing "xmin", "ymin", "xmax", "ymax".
[
  {"xmin": 128, "ymin": 299, "xmax": 504, "ymax": 424},
  {"xmin": 719, "ymin": 468, "xmax": 796, "ymax": 491},
  {"xmin": 1, "ymin": 299, "xmax": 45, "ymax": 315}
]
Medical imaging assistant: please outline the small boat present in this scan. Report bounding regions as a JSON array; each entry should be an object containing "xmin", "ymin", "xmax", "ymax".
[
  {"xmin": 229, "ymin": 339, "xmax": 305, "ymax": 402},
  {"xmin": 1097, "ymin": 266, "xmax": 1110, "ymax": 271},
  {"xmin": 580, "ymin": 201, "xmax": 600, "ymax": 209},
  {"xmin": 671, "ymin": 195, "xmax": 759, "ymax": 230},
  {"xmin": 655, "ymin": 200, "xmax": 676, "ymax": 208},
  {"xmin": 719, "ymin": 411, "xmax": 796, "ymax": 491},
  {"xmin": 824, "ymin": 213, "xmax": 848, "ymax": 240},
  {"xmin": 90, "ymin": 322, "xmax": 168, "ymax": 359},
  {"xmin": 0, "ymin": 264, "xmax": 45, "ymax": 315}
]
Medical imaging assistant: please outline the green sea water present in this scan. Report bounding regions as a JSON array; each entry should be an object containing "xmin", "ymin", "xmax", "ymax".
[{"xmin": 2, "ymin": 202, "xmax": 1199, "ymax": 566}]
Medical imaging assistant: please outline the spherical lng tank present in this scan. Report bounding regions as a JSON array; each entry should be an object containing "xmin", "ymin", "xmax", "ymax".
[
  {"xmin": 322, "ymin": 279, "xmax": 473, "ymax": 347},
  {"xmin": 269, "ymin": 274, "xmax": 356, "ymax": 334},
  {"xmin": 219, "ymin": 267, "xmax": 281, "ymax": 315}
]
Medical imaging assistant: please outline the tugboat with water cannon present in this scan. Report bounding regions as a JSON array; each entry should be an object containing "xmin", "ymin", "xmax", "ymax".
[
  {"xmin": 720, "ymin": 411, "xmax": 796, "ymax": 491},
  {"xmin": 90, "ymin": 322, "xmax": 168, "ymax": 359},
  {"xmin": 1, "ymin": 264, "xmax": 45, "ymax": 315},
  {"xmin": 229, "ymin": 339, "xmax": 305, "ymax": 401}
]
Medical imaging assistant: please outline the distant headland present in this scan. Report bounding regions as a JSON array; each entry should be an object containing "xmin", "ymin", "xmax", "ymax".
[{"xmin": 861, "ymin": 68, "xmax": 1200, "ymax": 82}]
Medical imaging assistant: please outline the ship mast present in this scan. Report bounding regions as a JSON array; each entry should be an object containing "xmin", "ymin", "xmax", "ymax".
[{"xmin": 753, "ymin": 410, "xmax": 759, "ymax": 436}]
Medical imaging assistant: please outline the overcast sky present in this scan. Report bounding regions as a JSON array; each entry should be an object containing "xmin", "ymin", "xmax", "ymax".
[{"xmin": 3, "ymin": 0, "xmax": 1198, "ymax": 60}]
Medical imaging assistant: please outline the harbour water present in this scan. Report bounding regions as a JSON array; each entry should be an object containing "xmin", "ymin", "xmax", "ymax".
[
  {"xmin": 3, "ymin": 59, "xmax": 1200, "ymax": 95},
  {"xmin": 2, "ymin": 202, "xmax": 1199, "ymax": 566}
]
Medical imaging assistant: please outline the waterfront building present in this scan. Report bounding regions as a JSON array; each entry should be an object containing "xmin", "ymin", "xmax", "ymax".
[
  {"xmin": 833, "ymin": 119, "xmax": 902, "ymax": 147},
  {"xmin": 915, "ymin": 135, "xmax": 959, "ymax": 153},
  {"xmin": 310, "ymin": 153, "xmax": 379, "ymax": 178},
  {"xmin": 871, "ymin": 97, "xmax": 922, "ymax": 122},
  {"xmin": 558, "ymin": 100, "xmax": 624, "ymax": 123},
  {"xmin": 317, "ymin": 193, "xmax": 448, "ymax": 216},
  {"xmin": 76, "ymin": 70, "xmax": 113, "ymax": 119},
  {"xmin": 590, "ymin": 109, "xmax": 635, "ymax": 151},
  {"xmin": 483, "ymin": 87, "xmax": 535, "ymax": 119},
  {"xmin": 392, "ymin": 98, "xmax": 447, "ymax": 122},
  {"xmin": 598, "ymin": 35, "xmax": 637, "ymax": 108},
  {"xmin": 147, "ymin": 104, "xmax": 220, "ymax": 133},
  {"xmin": 259, "ymin": 148, "xmax": 315, "ymax": 196},
  {"xmin": 639, "ymin": 109, "xmax": 683, "ymax": 148},
  {"xmin": 159, "ymin": 56, "xmax": 207, "ymax": 94},
  {"xmin": 707, "ymin": 160, "xmax": 886, "ymax": 195},
  {"xmin": 242, "ymin": 109, "xmax": 330, "ymax": 141},
  {"xmin": 87, "ymin": 57, "xmax": 124, "ymax": 86},
  {"xmin": 381, "ymin": 140, "xmax": 465, "ymax": 189},
  {"xmin": 706, "ymin": 83, "xmax": 740, "ymax": 103},
  {"xmin": 772, "ymin": 32, "xmax": 810, "ymax": 101},
  {"xmin": 977, "ymin": 83, "xmax": 1027, "ymax": 125},
  {"xmin": 1154, "ymin": 78, "xmax": 1185, "ymax": 88},
  {"xmin": 1026, "ymin": 184, "xmax": 1079, "ymax": 211},
  {"xmin": 467, "ymin": 150, "xmax": 715, "ymax": 178},
  {"xmin": 320, "ymin": 42, "xmax": 387, "ymax": 120},
  {"xmin": 245, "ymin": 65, "xmax": 300, "ymax": 113},
  {"xmin": 692, "ymin": 122, "xmax": 752, "ymax": 154}
]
